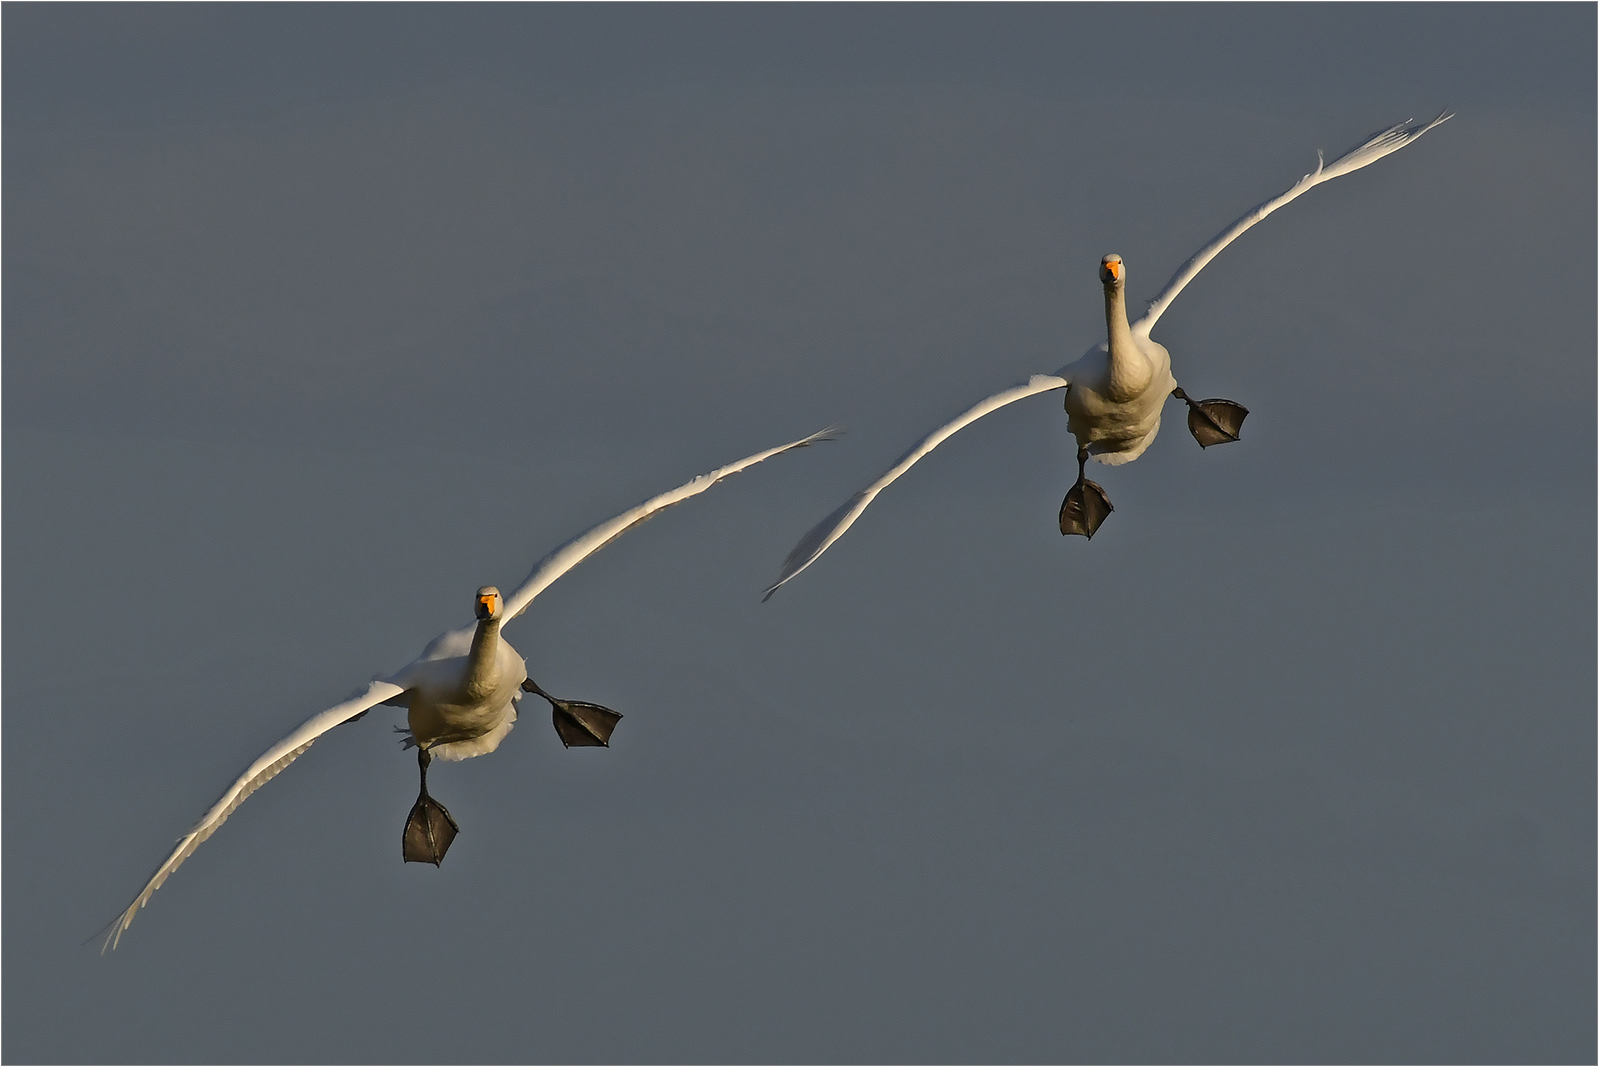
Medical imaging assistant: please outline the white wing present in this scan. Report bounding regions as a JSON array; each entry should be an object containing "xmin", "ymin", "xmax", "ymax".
[
  {"xmin": 102, "ymin": 428, "xmax": 834, "ymax": 950},
  {"xmin": 1133, "ymin": 112, "xmax": 1452, "ymax": 336},
  {"xmin": 763, "ymin": 376, "xmax": 1069, "ymax": 601},
  {"xmin": 502, "ymin": 426, "xmax": 841, "ymax": 622},
  {"xmin": 102, "ymin": 679, "xmax": 404, "ymax": 951}
]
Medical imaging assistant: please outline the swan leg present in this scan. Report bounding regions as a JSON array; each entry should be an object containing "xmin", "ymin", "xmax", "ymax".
[
  {"xmin": 1060, "ymin": 444, "xmax": 1113, "ymax": 538},
  {"xmin": 1172, "ymin": 387, "xmax": 1249, "ymax": 448},
  {"xmin": 522, "ymin": 677, "xmax": 623, "ymax": 747},
  {"xmin": 402, "ymin": 747, "xmax": 459, "ymax": 865}
]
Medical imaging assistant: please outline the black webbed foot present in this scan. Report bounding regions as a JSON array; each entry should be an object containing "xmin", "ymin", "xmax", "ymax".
[
  {"xmin": 403, "ymin": 747, "xmax": 459, "ymax": 865},
  {"xmin": 403, "ymin": 794, "xmax": 459, "ymax": 865},
  {"xmin": 1173, "ymin": 387, "xmax": 1248, "ymax": 448},
  {"xmin": 1060, "ymin": 478, "xmax": 1113, "ymax": 538},
  {"xmin": 1060, "ymin": 444, "xmax": 1113, "ymax": 538},
  {"xmin": 522, "ymin": 678, "xmax": 623, "ymax": 747},
  {"xmin": 551, "ymin": 701, "xmax": 623, "ymax": 747}
]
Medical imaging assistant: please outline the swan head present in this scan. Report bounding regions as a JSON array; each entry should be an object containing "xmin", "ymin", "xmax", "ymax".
[
  {"xmin": 475, "ymin": 586, "xmax": 503, "ymax": 621},
  {"xmin": 1099, "ymin": 254, "xmax": 1124, "ymax": 289}
]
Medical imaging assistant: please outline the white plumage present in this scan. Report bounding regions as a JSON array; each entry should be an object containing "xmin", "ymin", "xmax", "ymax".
[
  {"xmin": 103, "ymin": 426, "xmax": 838, "ymax": 950},
  {"xmin": 764, "ymin": 114, "xmax": 1450, "ymax": 600}
]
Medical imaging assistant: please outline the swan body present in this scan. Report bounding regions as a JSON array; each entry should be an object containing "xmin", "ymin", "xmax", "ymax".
[
  {"xmin": 1060, "ymin": 337, "xmax": 1173, "ymax": 465},
  {"xmin": 394, "ymin": 601, "xmax": 528, "ymax": 762},
  {"xmin": 103, "ymin": 426, "xmax": 838, "ymax": 950},
  {"xmin": 1059, "ymin": 259, "xmax": 1176, "ymax": 466},
  {"xmin": 763, "ymin": 113, "xmax": 1450, "ymax": 599}
]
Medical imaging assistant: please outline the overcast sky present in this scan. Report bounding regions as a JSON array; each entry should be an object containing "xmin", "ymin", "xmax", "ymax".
[{"xmin": 5, "ymin": 6, "xmax": 1594, "ymax": 1063}]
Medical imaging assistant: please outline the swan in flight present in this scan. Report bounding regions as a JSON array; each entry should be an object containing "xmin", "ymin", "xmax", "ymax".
[
  {"xmin": 103, "ymin": 426, "xmax": 838, "ymax": 950},
  {"xmin": 763, "ymin": 114, "xmax": 1450, "ymax": 600}
]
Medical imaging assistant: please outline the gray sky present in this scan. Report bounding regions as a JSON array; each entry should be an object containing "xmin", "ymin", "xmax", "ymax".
[{"xmin": 6, "ymin": 6, "xmax": 1593, "ymax": 1063}]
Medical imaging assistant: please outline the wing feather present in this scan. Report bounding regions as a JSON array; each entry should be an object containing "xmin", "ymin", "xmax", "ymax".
[
  {"xmin": 502, "ymin": 426, "xmax": 841, "ymax": 622},
  {"xmin": 762, "ymin": 376, "xmax": 1068, "ymax": 600},
  {"xmin": 1134, "ymin": 112, "xmax": 1451, "ymax": 335},
  {"xmin": 104, "ymin": 428, "xmax": 837, "ymax": 950},
  {"xmin": 101, "ymin": 679, "xmax": 404, "ymax": 951}
]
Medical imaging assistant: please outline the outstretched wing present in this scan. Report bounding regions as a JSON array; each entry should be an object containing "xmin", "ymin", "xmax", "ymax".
[
  {"xmin": 1133, "ymin": 112, "xmax": 1452, "ymax": 336},
  {"xmin": 502, "ymin": 426, "xmax": 841, "ymax": 622},
  {"xmin": 763, "ymin": 376, "xmax": 1069, "ymax": 600},
  {"xmin": 102, "ymin": 679, "xmax": 405, "ymax": 951}
]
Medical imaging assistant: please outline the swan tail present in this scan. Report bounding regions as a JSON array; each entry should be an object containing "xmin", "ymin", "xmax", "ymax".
[
  {"xmin": 1089, "ymin": 424, "xmax": 1161, "ymax": 466},
  {"xmin": 427, "ymin": 711, "xmax": 517, "ymax": 762}
]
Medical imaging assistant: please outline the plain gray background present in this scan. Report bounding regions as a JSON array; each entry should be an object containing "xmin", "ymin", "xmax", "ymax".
[{"xmin": 6, "ymin": 5, "xmax": 1594, "ymax": 1063}]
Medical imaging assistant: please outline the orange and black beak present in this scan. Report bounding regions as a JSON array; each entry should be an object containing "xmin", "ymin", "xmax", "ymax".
[
  {"xmin": 476, "ymin": 591, "xmax": 498, "ymax": 620},
  {"xmin": 1101, "ymin": 259, "xmax": 1122, "ymax": 285}
]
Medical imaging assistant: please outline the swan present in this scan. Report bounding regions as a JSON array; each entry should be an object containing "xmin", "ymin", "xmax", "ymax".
[
  {"xmin": 763, "ymin": 114, "xmax": 1450, "ymax": 600},
  {"xmin": 103, "ymin": 426, "xmax": 838, "ymax": 950}
]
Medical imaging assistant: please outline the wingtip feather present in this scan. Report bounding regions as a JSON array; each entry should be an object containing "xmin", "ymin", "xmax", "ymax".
[
  {"xmin": 1322, "ymin": 111, "xmax": 1452, "ymax": 179},
  {"xmin": 799, "ymin": 423, "xmax": 845, "ymax": 446}
]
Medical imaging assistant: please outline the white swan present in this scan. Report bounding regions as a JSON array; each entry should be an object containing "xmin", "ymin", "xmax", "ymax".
[
  {"xmin": 763, "ymin": 114, "xmax": 1450, "ymax": 600},
  {"xmin": 103, "ymin": 426, "xmax": 838, "ymax": 950}
]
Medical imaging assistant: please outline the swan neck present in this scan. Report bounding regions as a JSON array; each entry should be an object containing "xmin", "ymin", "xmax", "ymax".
[
  {"xmin": 467, "ymin": 617, "xmax": 502, "ymax": 695},
  {"xmin": 1104, "ymin": 283, "xmax": 1134, "ymax": 350},
  {"xmin": 1103, "ymin": 282, "xmax": 1149, "ymax": 399}
]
